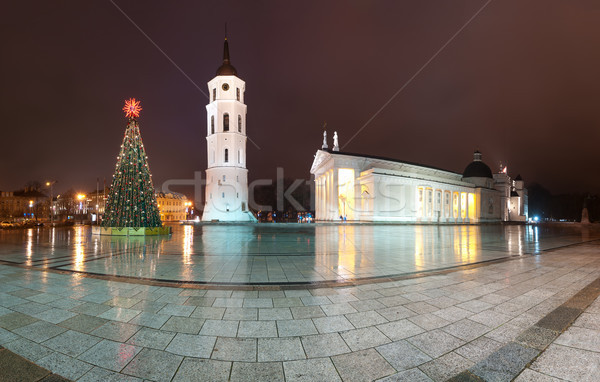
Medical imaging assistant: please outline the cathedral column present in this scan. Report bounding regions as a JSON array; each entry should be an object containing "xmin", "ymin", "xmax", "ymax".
[
  {"xmin": 316, "ymin": 176, "xmax": 322, "ymax": 219},
  {"xmin": 318, "ymin": 176, "xmax": 323, "ymax": 220},
  {"xmin": 325, "ymin": 172, "xmax": 330, "ymax": 220},
  {"xmin": 332, "ymin": 169, "xmax": 339, "ymax": 220},
  {"xmin": 464, "ymin": 194, "xmax": 469, "ymax": 223},
  {"xmin": 327, "ymin": 170, "xmax": 333, "ymax": 220},
  {"xmin": 457, "ymin": 193, "xmax": 462, "ymax": 223}
]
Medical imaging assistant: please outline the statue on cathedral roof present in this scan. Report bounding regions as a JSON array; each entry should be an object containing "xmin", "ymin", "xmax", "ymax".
[{"xmin": 333, "ymin": 131, "xmax": 339, "ymax": 152}]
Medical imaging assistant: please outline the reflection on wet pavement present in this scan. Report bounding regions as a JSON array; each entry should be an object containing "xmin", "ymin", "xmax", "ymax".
[{"xmin": 0, "ymin": 223, "xmax": 598, "ymax": 285}]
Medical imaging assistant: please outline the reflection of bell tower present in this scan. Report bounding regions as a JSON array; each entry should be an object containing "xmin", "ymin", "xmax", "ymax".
[{"xmin": 202, "ymin": 37, "xmax": 256, "ymax": 222}]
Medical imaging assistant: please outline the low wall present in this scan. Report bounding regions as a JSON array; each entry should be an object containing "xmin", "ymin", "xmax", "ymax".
[{"xmin": 91, "ymin": 226, "xmax": 172, "ymax": 236}]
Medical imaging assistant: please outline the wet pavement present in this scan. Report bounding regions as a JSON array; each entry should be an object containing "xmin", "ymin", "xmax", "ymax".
[
  {"xmin": 0, "ymin": 223, "xmax": 598, "ymax": 285},
  {"xmin": 0, "ymin": 223, "xmax": 599, "ymax": 381}
]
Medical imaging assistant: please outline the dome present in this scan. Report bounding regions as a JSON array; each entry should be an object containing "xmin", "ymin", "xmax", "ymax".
[
  {"xmin": 216, "ymin": 38, "xmax": 238, "ymax": 76},
  {"xmin": 216, "ymin": 63, "xmax": 237, "ymax": 76},
  {"xmin": 462, "ymin": 150, "xmax": 493, "ymax": 179}
]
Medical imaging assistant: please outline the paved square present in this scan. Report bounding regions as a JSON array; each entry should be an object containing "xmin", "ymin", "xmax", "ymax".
[{"xmin": 0, "ymin": 224, "xmax": 599, "ymax": 381}]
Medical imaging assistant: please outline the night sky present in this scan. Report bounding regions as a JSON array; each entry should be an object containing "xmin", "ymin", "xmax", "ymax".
[{"xmin": 2, "ymin": 1, "xmax": 600, "ymax": 198}]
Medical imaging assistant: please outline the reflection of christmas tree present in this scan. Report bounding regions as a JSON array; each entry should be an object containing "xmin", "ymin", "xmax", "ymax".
[{"xmin": 102, "ymin": 98, "xmax": 162, "ymax": 228}]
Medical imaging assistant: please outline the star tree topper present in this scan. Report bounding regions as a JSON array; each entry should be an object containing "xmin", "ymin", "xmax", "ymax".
[{"xmin": 123, "ymin": 98, "xmax": 142, "ymax": 119}]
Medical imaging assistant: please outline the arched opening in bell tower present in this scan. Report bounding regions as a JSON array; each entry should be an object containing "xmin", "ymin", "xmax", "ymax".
[{"xmin": 223, "ymin": 113, "xmax": 229, "ymax": 131}]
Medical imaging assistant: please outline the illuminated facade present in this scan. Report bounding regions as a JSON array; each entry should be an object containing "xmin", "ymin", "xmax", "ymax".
[
  {"xmin": 202, "ymin": 38, "xmax": 256, "ymax": 222},
  {"xmin": 310, "ymin": 148, "xmax": 528, "ymax": 223},
  {"xmin": 156, "ymin": 192, "xmax": 190, "ymax": 221}
]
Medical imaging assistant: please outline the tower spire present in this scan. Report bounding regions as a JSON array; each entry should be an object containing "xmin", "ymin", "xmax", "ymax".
[
  {"xmin": 223, "ymin": 37, "xmax": 231, "ymax": 63},
  {"xmin": 216, "ymin": 34, "xmax": 237, "ymax": 76}
]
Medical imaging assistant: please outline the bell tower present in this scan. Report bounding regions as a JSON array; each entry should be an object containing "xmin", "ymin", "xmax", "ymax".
[{"xmin": 202, "ymin": 37, "xmax": 256, "ymax": 222}]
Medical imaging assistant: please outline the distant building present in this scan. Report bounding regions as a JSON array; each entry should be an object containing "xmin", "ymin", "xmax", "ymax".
[
  {"xmin": 0, "ymin": 187, "xmax": 48, "ymax": 220},
  {"xmin": 156, "ymin": 191, "xmax": 190, "ymax": 222},
  {"xmin": 54, "ymin": 191, "xmax": 90, "ymax": 221},
  {"xmin": 87, "ymin": 189, "xmax": 108, "ymax": 218},
  {"xmin": 310, "ymin": 141, "xmax": 528, "ymax": 223},
  {"xmin": 494, "ymin": 172, "xmax": 528, "ymax": 222}
]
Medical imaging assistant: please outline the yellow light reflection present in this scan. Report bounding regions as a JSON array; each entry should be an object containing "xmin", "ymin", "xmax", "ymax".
[
  {"xmin": 183, "ymin": 224, "xmax": 193, "ymax": 260},
  {"xmin": 414, "ymin": 225, "xmax": 424, "ymax": 268},
  {"xmin": 50, "ymin": 227, "xmax": 55, "ymax": 251},
  {"xmin": 180, "ymin": 225, "xmax": 194, "ymax": 279},
  {"xmin": 337, "ymin": 225, "xmax": 356, "ymax": 276},
  {"xmin": 25, "ymin": 229, "xmax": 33, "ymax": 266},
  {"xmin": 73, "ymin": 225, "xmax": 85, "ymax": 272},
  {"xmin": 454, "ymin": 225, "xmax": 480, "ymax": 262}
]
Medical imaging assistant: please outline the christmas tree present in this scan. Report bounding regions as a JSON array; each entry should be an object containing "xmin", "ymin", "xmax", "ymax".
[{"xmin": 102, "ymin": 98, "xmax": 162, "ymax": 228}]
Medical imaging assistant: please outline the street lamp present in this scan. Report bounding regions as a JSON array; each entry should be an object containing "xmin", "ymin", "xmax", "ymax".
[
  {"xmin": 185, "ymin": 201, "xmax": 192, "ymax": 220},
  {"xmin": 77, "ymin": 194, "xmax": 86, "ymax": 224},
  {"xmin": 29, "ymin": 200, "xmax": 34, "ymax": 220},
  {"xmin": 45, "ymin": 181, "xmax": 57, "ymax": 225}
]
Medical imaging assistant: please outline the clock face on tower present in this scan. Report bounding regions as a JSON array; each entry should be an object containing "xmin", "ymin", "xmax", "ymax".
[{"xmin": 222, "ymin": 83, "xmax": 229, "ymax": 91}]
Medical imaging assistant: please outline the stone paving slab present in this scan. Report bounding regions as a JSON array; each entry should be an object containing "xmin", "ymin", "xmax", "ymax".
[{"xmin": 453, "ymin": 270, "xmax": 600, "ymax": 382}]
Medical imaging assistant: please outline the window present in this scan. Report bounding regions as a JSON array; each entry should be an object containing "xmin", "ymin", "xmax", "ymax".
[
  {"xmin": 222, "ymin": 193, "xmax": 225, "ymax": 198},
  {"xmin": 417, "ymin": 187, "xmax": 424, "ymax": 217},
  {"xmin": 223, "ymin": 175, "xmax": 226, "ymax": 182},
  {"xmin": 223, "ymin": 113, "xmax": 229, "ymax": 131},
  {"xmin": 461, "ymin": 193, "xmax": 467, "ymax": 219},
  {"xmin": 236, "ymin": 88, "xmax": 240, "ymax": 101},
  {"xmin": 224, "ymin": 148, "xmax": 229, "ymax": 163},
  {"xmin": 238, "ymin": 150, "xmax": 241, "ymax": 163},
  {"xmin": 426, "ymin": 189, "xmax": 433, "ymax": 217},
  {"xmin": 212, "ymin": 88, "xmax": 216, "ymax": 101},
  {"xmin": 468, "ymin": 193, "xmax": 476, "ymax": 220},
  {"xmin": 238, "ymin": 115, "xmax": 242, "ymax": 132},
  {"xmin": 211, "ymin": 116, "xmax": 214, "ymax": 134},
  {"xmin": 453, "ymin": 192, "xmax": 459, "ymax": 218},
  {"xmin": 211, "ymin": 150, "xmax": 215, "ymax": 164}
]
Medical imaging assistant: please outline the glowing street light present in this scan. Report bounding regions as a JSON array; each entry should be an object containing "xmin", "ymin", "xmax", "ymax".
[
  {"xmin": 185, "ymin": 201, "xmax": 192, "ymax": 219},
  {"xmin": 45, "ymin": 180, "xmax": 57, "ymax": 225},
  {"xmin": 77, "ymin": 194, "xmax": 86, "ymax": 224}
]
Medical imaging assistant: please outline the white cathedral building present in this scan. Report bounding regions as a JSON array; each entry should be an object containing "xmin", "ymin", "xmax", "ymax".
[
  {"xmin": 310, "ymin": 132, "xmax": 527, "ymax": 223},
  {"xmin": 202, "ymin": 38, "xmax": 256, "ymax": 222}
]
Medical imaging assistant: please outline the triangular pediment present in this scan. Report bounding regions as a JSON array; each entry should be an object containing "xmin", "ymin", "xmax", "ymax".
[{"xmin": 310, "ymin": 150, "xmax": 332, "ymax": 174}]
